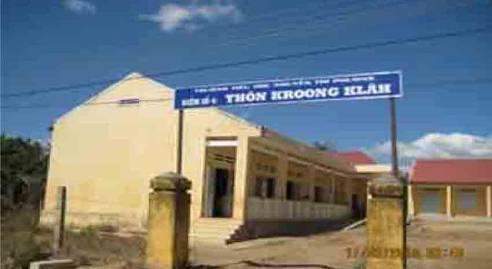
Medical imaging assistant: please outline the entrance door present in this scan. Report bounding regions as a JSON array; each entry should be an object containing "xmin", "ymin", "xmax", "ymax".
[
  {"xmin": 203, "ymin": 167, "xmax": 234, "ymax": 218},
  {"xmin": 213, "ymin": 168, "xmax": 232, "ymax": 217},
  {"xmin": 455, "ymin": 187, "xmax": 485, "ymax": 216},
  {"xmin": 420, "ymin": 190, "xmax": 441, "ymax": 213},
  {"xmin": 351, "ymin": 194, "xmax": 361, "ymax": 219}
]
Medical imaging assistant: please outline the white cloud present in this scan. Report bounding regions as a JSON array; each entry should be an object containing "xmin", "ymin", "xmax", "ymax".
[
  {"xmin": 365, "ymin": 133, "xmax": 492, "ymax": 167},
  {"xmin": 139, "ymin": 2, "xmax": 242, "ymax": 32},
  {"xmin": 64, "ymin": 0, "xmax": 96, "ymax": 15}
]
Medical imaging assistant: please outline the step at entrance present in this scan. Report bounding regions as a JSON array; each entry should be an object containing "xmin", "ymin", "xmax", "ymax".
[{"xmin": 190, "ymin": 218, "xmax": 246, "ymax": 244}]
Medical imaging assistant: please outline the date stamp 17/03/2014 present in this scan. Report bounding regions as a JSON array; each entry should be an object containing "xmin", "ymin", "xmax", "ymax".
[{"xmin": 345, "ymin": 246, "xmax": 465, "ymax": 259}]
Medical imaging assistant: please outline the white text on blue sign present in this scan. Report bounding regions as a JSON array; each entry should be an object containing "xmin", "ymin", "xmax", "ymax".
[{"xmin": 174, "ymin": 71, "xmax": 402, "ymax": 109}]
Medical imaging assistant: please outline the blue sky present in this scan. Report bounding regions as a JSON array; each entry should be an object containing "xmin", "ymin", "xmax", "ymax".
[{"xmin": 2, "ymin": 0, "xmax": 492, "ymax": 163}]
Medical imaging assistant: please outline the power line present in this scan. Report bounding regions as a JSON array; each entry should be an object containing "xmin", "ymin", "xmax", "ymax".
[
  {"xmin": 3, "ymin": 1, "xmax": 356, "ymax": 66},
  {"xmin": 203, "ymin": 0, "xmax": 362, "ymax": 33},
  {"xmin": 410, "ymin": 77, "xmax": 492, "ymax": 87},
  {"xmin": 6, "ymin": 0, "xmax": 405, "ymax": 66},
  {"xmin": 167, "ymin": 0, "xmax": 366, "ymax": 40},
  {"xmin": 215, "ymin": 0, "xmax": 468, "ymax": 49},
  {"xmin": 2, "ymin": 78, "xmax": 491, "ymax": 110},
  {"xmin": 211, "ymin": 0, "xmax": 411, "ymax": 48},
  {"xmin": 2, "ymin": 25, "xmax": 490, "ymax": 99}
]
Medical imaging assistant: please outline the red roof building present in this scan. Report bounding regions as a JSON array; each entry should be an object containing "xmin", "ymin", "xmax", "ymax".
[
  {"xmin": 409, "ymin": 159, "xmax": 492, "ymax": 218},
  {"xmin": 410, "ymin": 159, "xmax": 492, "ymax": 184},
  {"xmin": 335, "ymin": 151, "xmax": 376, "ymax": 165}
]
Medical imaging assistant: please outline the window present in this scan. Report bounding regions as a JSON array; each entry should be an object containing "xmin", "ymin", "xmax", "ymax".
[
  {"xmin": 266, "ymin": 178, "xmax": 275, "ymax": 198},
  {"xmin": 286, "ymin": 180, "xmax": 306, "ymax": 200},
  {"xmin": 286, "ymin": 181, "xmax": 295, "ymax": 200},
  {"xmin": 314, "ymin": 186, "xmax": 324, "ymax": 203},
  {"xmin": 254, "ymin": 177, "xmax": 276, "ymax": 199}
]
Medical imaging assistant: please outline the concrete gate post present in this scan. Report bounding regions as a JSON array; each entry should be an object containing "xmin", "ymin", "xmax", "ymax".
[
  {"xmin": 146, "ymin": 172, "xmax": 191, "ymax": 269},
  {"xmin": 367, "ymin": 174, "xmax": 405, "ymax": 269}
]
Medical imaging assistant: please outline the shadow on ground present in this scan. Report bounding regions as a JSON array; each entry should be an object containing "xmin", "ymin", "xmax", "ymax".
[{"xmin": 190, "ymin": 260, "xmax": 337, "ymax": 269}]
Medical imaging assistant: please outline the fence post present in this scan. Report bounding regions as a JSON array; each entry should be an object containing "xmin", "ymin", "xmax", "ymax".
[
  {"xmin": 52, "ymin": 186, "xmax": 66, "ymax": 256},
  {"xmin": 146, "ymin": 172, "xmax": 191, "ymax": 269},
  {"xmin": 367, "ymin": 174, "xmax": 405, "ymax": 269}
]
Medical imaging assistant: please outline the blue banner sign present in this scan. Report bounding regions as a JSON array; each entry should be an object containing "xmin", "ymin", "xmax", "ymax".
[{"xmin": 174, "ymin": 71, "xmax": 402, "ymax": 109}]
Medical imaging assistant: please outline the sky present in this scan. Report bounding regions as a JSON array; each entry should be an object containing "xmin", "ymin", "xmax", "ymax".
[{"xmin": 1, "ymin": 0, "xmax": 492, "ymax": 164}]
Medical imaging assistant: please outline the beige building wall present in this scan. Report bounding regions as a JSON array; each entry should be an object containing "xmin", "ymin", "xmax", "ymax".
[
  {"xmin": 41, "ymin": 72, "xmax": 365, "ymax": 232},
  {"xmin": 41, "ymin": 73, "xmax": 261, "ymax": 230}
]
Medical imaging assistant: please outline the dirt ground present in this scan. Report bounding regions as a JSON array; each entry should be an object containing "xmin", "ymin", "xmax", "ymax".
[
  {"xmin": 4, "ymin": 211, "xmax": 491, "ymax": 269},
  {"xmin": 190, "ymin": 218, "xmax": 492, "ymax": 269}
]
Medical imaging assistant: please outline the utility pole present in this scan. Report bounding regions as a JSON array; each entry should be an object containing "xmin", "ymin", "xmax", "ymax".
[
  {"xmin": 389, "ymin": 97, "xmax": 399, "ymax": 177},
  {"xmin": 389, "ymin": 97, "xmax": 407, "ymax": 269},
  {"xmin": 177, "ymin": 109, "xmax": 184, "ymax": 175}
]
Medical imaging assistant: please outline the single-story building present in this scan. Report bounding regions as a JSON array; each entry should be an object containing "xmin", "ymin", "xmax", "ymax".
[
  {"xmin": 408, "ymin": 159, "xmax": 492, "ymax": 218},
  {"xmin": 335, "ymin": 151, "xmax": 391, "ymax": 217},
  {"xmin": 40, "ymin": 73, "xmax": 372, "ymax": 243},
  {"xmin": 335, "ymin": 151, "xmax": 391, "ymax": 176},
  {"xmin": 335, "ymin": 151, "xmax": 376, "ymax": 166}
]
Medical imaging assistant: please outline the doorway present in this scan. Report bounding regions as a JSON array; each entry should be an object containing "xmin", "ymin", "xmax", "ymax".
[
  {"xmin": 418, "ymin": 188, "xmax": 445, "ymax": 214},
  {"xmin": 203, "ymin": 167, "xmax": 234, "ymax": 218},
  {"xmin": 351, "ymin": 194, "xmax": 361, "ymax": 219},
  {"xmin": 212, "ymin": 168, "xmax": 233, "ymax": 217},
  {"xmin": 202, "ymin": 145, "xmax": 237, "ymax": 218}
]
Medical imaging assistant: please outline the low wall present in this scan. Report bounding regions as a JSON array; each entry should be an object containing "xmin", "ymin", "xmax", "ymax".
[
  {"xmin": 247, "ymin": 197, "xmax": 351, "ymax": 220},
  {"xmin": 39, "ymin": 209, "xmax": 147, "ymax": 232},
  {"xmin": 240, "ymin": 198, "xmax": 352, "ymax": 240},
  {"xmin": 243, "ymin": 219, "xmax": 351, "ymax": 239}
]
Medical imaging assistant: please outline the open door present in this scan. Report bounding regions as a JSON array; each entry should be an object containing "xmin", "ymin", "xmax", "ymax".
[
  {"xmin": 202, "ymin": 165, "xmax": 215, "ymax": 217},
  {"xmin": 202, "ymin": 145, "xmax": 236, "ymax": 218},
  {"xmin": 202, "ymin": 166, "xmax": 235, "ymax": 218}
]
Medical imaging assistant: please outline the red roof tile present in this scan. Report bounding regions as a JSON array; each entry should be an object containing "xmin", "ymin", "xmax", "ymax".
[
  {"xmin": 411, "ymin": 159, "xmax": 492, "ymax": 184},
  {"xmin": 335, "ymin": 151, "xmax": 376, "ymax": 165}
]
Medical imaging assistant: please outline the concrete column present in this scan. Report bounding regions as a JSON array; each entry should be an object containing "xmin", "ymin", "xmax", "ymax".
[
  {"xmin": 307, "ymin": 166, "xmax": 316, "ymax": 202},
  {"xmin": 276, "ymin": 153, "xmax": 288, "ymax": 200},
  {"xmin": 146, "ymin": 172, "xmax": 191, "ymax": 269},
  {"xmin": 233, "ymin": 136, "xmax": 250, "ymax": 220},
  {"xmin": 407, "ymin": 185, "xmax": 415, "ymax": 217},
  {"xmin": 487, "ymin": 185, "xmax": 491, "ymax": 218},
  {"xmin": 346, "ymin": 177, "xmax": 353, "ymax": 208},
  {"xmin": 330, "ymin": 175, "xmax": 336, "ymax": 204},
  {"xmin": 367, "ymin": 174, "xmax": 405, "ymax": 269},
  {"xmin": 446, "ymin": 185, "xmax": 452, "ymax": 218}
]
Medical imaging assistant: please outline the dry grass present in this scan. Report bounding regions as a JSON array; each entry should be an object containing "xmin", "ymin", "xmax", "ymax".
[
  {"xmin": 1, "ymin": 207, "xmax": 50, "ymax": 269},
  {"xmin": 1, "ymin": 208, "xmax": 145, "ymax": 269},
  {"xmin": 62, "ymin": 226, "xmax": 146, "ymax": 268}
]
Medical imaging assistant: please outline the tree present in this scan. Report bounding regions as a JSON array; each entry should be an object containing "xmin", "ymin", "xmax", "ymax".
[
  {"xmin": 1, "ymin": 135, "xmax": 49, "ymax": 209},
  {"xmin": 313, "ymin": 140, "xmax": 337, "ymax": 152}
]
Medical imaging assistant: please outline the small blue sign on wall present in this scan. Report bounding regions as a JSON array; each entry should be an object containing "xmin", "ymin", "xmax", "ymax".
[{"xmin": 174, "ymin": 71, "xmax": 402, "ymax": 109}]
